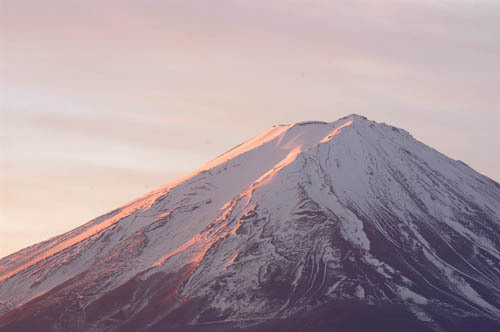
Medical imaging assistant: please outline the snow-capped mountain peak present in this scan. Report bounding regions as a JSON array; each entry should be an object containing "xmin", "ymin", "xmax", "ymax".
[{"xmin": 1, "ymin": 115, "xmax": 499, "ymax": 332}]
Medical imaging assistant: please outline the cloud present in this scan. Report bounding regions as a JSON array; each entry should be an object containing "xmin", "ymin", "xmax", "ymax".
[{"xmin": 1, "ymin": 0, "xmax": 499, "ymax": 257}]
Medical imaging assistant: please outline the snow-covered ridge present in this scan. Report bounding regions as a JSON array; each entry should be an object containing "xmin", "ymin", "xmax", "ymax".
[
  {"xmin": 0, "ymin": 115, "xmax": 357, "ymax": 288},
  {"xmin": 0, "ymin": 116, "xmax": 352, "ymax": 272},
  {"xmin": 1, "ymin": 114, "xmax": 499, "ymax": 332}
]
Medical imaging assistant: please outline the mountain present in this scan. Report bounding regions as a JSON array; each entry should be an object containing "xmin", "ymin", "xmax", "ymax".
[{"xmin": 1, "ymin": 114, "xmax": 500, "ymax": 332}]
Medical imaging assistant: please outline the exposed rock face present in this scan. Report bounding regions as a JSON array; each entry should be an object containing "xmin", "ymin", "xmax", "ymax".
[{"xmin": 1, "ymin": 114, "xmax": 500, "ymax": 332}]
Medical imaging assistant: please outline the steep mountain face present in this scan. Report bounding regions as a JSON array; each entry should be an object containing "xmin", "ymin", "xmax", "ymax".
[{"xmin": 1, "ymin": 114, "xmax": 500, "ymax": 332}]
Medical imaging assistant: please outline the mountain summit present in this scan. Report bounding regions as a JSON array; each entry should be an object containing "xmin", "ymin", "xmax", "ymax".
[{"xmin": 1, "ymin": 114, "xmax": 500, "ymax": 332}]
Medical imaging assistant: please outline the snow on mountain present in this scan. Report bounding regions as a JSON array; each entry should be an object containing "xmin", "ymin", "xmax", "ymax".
[{"xmin": 1, "ymin": 114, "xmax": 499, "ymax": 332}]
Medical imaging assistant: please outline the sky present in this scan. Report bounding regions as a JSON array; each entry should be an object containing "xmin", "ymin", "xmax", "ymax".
[{"xmin": 1, "ymin": 0, "xmax": 499, "ymax": 258}]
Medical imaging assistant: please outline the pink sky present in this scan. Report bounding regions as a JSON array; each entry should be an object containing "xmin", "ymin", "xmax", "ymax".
[{"xmin": 1, "ymin": 0, "xmax": 500, "ymax": 258}]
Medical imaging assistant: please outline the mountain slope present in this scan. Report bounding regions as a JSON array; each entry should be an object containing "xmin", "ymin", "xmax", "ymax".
[{"xmin": 1, "ymin": 114, "xmax": 499, "ymax": 332}]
